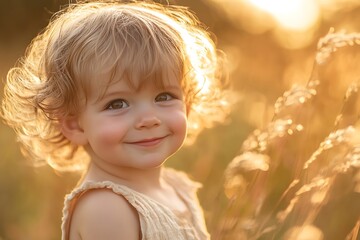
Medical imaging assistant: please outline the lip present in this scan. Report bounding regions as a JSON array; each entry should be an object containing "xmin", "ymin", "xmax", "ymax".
[{"xmin": 126, "ymin": 136, "xmax": 167, "ymax": 147}]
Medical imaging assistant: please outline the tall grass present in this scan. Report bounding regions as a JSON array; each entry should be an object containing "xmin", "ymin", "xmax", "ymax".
[{"xmin": 217, "ymin": 29, "xmax": 360, "ymax": 240}]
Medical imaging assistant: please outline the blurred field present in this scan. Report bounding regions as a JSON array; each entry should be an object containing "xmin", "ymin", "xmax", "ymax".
[{"xmin": 1, "ymin": 0, "xmax": 360, "ymax": 239}]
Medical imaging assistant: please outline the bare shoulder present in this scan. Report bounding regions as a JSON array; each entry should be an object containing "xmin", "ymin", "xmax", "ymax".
[{"xmin": 69, "ymin": 189, "xmax": 140, "ymax": 240}]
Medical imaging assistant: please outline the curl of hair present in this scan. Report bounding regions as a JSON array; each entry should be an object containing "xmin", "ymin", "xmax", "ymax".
[{"xmin": 1, "ymin": 1, "xmax": 231, "ymax": 172}]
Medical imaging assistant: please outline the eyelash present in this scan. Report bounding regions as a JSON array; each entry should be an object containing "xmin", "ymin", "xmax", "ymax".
[
  {"xmin": 155, "ymin": 92, "xmax": 176, "ymax": 102},
  {"xmin": 105, "ymin": 99, "xmax": 129, "ymax": 110},
  {"xmin": 104, "ymin": 92, "xmax": 178, "ymax": 110}
]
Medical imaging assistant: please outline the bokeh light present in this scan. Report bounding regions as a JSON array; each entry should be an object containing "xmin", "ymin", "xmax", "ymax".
[
  {"xmin": 248, "ymin": 0, "xmax": 319, "ymax": 31},
  {"xmin": 210, "ymin": 0, "xmax": 360, "ymax": 49}
]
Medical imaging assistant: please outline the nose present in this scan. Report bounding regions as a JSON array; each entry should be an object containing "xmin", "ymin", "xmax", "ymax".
[{"xmin": 135, "ymin": 107, "xmax": 161, "ymax": 129}]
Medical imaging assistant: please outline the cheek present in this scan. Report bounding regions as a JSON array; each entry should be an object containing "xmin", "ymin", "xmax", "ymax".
[
  {"xmin": 88, "ymin": 119, "xmax": 128, "ymax": 145},
  {"xmin": 168, "ymin": 111, "xmax": 188, "ymax": 139}
]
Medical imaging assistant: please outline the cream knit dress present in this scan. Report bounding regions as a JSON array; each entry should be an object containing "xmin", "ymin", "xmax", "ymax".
[{"xmin": 61, "ymin": 168, "xmax": 210, "ymax": 240}]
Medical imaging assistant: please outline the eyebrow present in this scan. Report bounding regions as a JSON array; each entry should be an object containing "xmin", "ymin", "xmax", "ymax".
[
  {"xmin": 93, "ymin": 83, "xmax": 183, "ymax": 102},
  {"xmin": 159, "ymin": 85, "xmax": 182, "ymax": 91},
  {"xmin": 92, "ymin": 89, "xmax": 133, "ymax": 104}
]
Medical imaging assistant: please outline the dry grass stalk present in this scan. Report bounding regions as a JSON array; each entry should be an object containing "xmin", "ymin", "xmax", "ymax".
[
  {"xmin": 316, "ymin": 28, "xmax": 360, "ymax": 65},
  {"xmin": 220, "ymin": 29, "xmax": 360, "ymax": 239}
]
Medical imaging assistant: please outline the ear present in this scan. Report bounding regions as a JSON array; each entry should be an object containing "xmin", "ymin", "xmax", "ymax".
[{"xmin": 60, "ymin": 116, "xmax": 88, "ymax": 145}]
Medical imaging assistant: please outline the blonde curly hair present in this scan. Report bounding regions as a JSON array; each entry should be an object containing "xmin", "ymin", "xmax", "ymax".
[{"xmin": 1, "ymin": 0, "xmax": 230, "ymax": 172}]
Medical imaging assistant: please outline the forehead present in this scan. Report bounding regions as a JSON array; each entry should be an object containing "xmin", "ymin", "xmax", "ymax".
[{"xmin": 87, "ymin": 68, "xmax": 182, "ymax": 100}]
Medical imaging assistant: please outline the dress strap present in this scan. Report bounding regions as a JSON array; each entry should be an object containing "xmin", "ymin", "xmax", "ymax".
[{"xmin": 61, "ymin": 179, "xmax": 200, "ymax": 240}]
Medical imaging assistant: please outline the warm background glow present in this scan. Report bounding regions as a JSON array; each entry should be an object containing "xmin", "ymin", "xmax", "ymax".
[
  {"xmin": 210, "ymin": 0, "xmax": 360, "ymax": 49},
  {"xmin": 249, "ymin": 0, "xmax": 319, "ymax": 31},
  {"xmin": 1, "ymin": 0, "xmax": 360, "ymax": 239}
]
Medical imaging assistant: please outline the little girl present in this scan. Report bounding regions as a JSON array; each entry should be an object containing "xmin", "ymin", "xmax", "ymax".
[{"xmin": 1, "ymin": 1, "xmax": 229, "ymax": 239}]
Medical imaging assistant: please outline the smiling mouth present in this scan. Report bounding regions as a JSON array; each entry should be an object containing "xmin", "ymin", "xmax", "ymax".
[{"xmin": 127, "ymin": 136, "xmax": 167, "ymax": 147}]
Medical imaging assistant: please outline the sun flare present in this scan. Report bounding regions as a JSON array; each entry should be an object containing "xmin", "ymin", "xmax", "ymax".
[{"xmin": 248, "ymin": 0, "xmax": 319, "ymax": 31}]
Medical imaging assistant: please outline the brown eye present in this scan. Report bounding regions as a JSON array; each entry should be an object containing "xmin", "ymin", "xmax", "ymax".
[
  {"xmin": 106, "ymin": 99, "xmax": 129, "ymax": 110},
  {"xmin": 155, "ymin": 93, "xmax": 174, "ymax": 102}
]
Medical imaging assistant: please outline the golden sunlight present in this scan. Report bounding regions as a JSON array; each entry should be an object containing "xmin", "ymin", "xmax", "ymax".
[
  {"xmin": 248, "ymin": 0, "xmax": 319, "ymax": 31},
  {"xmin": 210, "ymin": 0, "xmax": 360, "ymax": 48}
]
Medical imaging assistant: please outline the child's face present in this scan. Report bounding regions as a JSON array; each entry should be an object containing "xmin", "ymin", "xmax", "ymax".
[{"xmin": 77, "ymin": 76, "xmax": 187, "ymax": 170}]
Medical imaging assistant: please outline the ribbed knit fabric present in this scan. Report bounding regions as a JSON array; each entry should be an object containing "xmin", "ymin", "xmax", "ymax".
[{"xmin": 61, "ymin": 168, "xmax": 210, "ymax": 240}]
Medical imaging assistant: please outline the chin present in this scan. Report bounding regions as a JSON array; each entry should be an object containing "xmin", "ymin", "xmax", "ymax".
[{"xmin": 142, "ymin": 159, "xmax": 167, "ymax": 169}]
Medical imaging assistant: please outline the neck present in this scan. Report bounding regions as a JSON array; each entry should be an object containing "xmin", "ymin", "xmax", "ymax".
[{"xmin": 83, "ymin": 161, "xmax": 165, "ymax": 192}]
